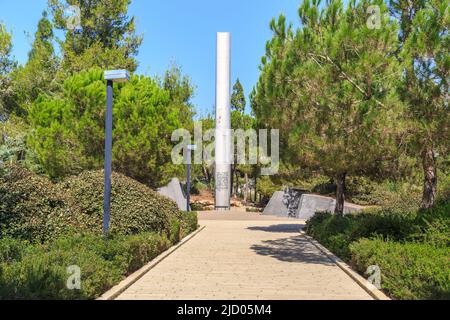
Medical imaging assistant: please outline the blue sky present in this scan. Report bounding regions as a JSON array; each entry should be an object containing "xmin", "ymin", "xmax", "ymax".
[{"xmin": 0, "ymin": 0, "xmax": 301, "ymax": 117}]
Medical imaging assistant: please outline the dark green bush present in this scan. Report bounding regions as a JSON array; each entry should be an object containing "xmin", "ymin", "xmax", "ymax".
[
  {"xmin": 0, "ymin": 232, "xmax": 174, "ymax": 300},
  {"xmin": 60, "ymin": 170, "xmax": 181, "ymax": 236},
  {"xmin": 305, "ymin": 209, "xmax": 417, "ymax": 260},
  {"xmin": 306, "ymin": 200, "xmax": 449, "ymax": 259},
  {"xmin": 0, "ymin": 165, "xmax": 191, "ymax": 242},
  {"xmin": 0, "ymin": 239, "xmax": 121, "ymax": 299},
  {"xmin": 349, "ymin": 180, "xmax": 422, "ymax": 210},
  {"xmin": 178, "ymin": 211, "xmax": 199, "ymax": 239},
  {"xmin": 350, "ymin": 239, "xmax": 450, "ymax": 300},
  {"xmin": 191, "ymin": 180, "xmax": 208, "ymax": 195},
  {"xmin": 306, "ymin": 199, "xmax": 449, "ymax": 300},
  {"xmin": 0, "ymin": 237, "xmax": 30, "ymax": 264},
  {"xmin": 0, "ymin": 165, "xmax": 86, "ymax": 242}
]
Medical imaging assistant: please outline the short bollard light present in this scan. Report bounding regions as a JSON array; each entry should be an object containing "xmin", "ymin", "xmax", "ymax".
[{"xmin": 103, "ymin": 70, "xmax": 130, "ymax": 236}]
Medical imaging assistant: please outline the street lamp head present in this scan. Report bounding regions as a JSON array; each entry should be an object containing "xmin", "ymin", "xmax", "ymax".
[{"xmin": 104, "ymin": 70, "xmax": 130, "ymax": 83}]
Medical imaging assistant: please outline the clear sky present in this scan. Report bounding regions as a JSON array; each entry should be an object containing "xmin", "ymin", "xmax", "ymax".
[{"xmin": 0, "ymin": 0, "xmax": 301, "ymax": 117}]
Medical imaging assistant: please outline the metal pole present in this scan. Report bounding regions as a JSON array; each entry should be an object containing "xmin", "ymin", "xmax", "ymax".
[
  {"xmin": 103, "ymin": 80, "xmax": 113, "ymax": 236},
  {"xmin": 186, "ymin": 149, "xmax": 191, "ymax": 212}
]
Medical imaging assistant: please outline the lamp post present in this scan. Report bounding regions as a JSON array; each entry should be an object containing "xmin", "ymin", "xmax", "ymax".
[
  {"xmin": 103, "ymin": 70, "xmax": 130, "ymax": 236},
  {"xmin": 186, "ymin": 144, "xmax": 197, "ymax": 212}
]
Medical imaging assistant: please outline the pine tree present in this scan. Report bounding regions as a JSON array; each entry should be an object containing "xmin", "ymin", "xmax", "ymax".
[
  {"xmin": 390, "ymin": 0, "xmax": 449, "ymax": 209},
  {"xmin": 230, "ymin": 78, "xmax": 252, "ymax": 198},
  {"xmin": 48, "ymin": 0, "xmax": 142, "ymax": 74},
  {"xmin": 0, "ymin": 23, "xmax": 16, "ymax": 118},
  {"xmin": 28, "ymin": 68, "xmax": 193, "ymax": 187},
  {"xmin": 13, "ymin": 11, "xmax": 59, "ymax": 110},
  {"xmin": 231, "ymin": 78, "xmax": 246, "ymax": 113},
  {"xmin": 252, "ymin": 0, "xmax": 403, "ymax": 214}
]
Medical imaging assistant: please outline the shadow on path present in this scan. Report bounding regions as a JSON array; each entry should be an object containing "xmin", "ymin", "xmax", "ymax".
[
  {"xmin": 250, "ymin": 235, "xmax": 334, "ymax": 265},
  {"xmin": 247, "ymin": 224, "xmax": 305, "ymax": 233}
]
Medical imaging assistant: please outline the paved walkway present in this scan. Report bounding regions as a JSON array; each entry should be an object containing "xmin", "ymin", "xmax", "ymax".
[{"xmin": 116, "ymin": 211, "xmax": 372, "ymax": 300}]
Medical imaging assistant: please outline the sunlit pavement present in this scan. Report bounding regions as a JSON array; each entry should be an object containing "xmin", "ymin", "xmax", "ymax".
[{"xmin": 116, "ymin": 211, "xmax": 372, "ymax": 300}]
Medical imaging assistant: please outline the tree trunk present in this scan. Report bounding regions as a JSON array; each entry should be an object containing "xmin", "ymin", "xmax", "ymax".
[
  {"xmin": 334, "ymin": 173, "xmax": 346, "ymax": 215},
  {"xmin": 235, "ymin": 170, "xmax": 239, "ymax": 197},
  {"xmin": 421, "ymin": 147, "xmax": 437, "ymax": 209},
  {"xmin": 202, "ymin": 165, "xmax": 211, "ymax": 185},
  {"xmin": 244, "ymin": 173, "xmax": 249, "ymax": 203},
  {"xmin": 230, "ymin": 165, "xmax": 235, "ymax": 197},
  {"xmin": 254, "ymin": 176, "xmax": 258, "ymax": 202}
]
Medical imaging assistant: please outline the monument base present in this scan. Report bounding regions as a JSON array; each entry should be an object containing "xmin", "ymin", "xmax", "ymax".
[
  {"xmin": 215, "ymin": 206, "xmax": 231, "ymax": 211},
  {"xmin": 262, "ymin": 191, "xmax": 364, "ymax": 220}
]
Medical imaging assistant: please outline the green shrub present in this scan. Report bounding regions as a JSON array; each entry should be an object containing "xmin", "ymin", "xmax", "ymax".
[
  {"xmin": 0, "ymin": 232, "xmax": 175, "ymax": 300},
  {"xmin": 60, "ymin": 170, "xmax": 181, "ymax": 236},
  {"xmin": 305, "ymin": 210, "xmax": 417, "ymax": 260},
  {"xmin": 349, "ymin": 180, "xmax": 422, "ymax": 210},
  {"xmin": 0, "ymin": 240, "xmax": 120, "ymax": 300},
  {"xmin": 168, "ymin": 218, "xmax": 182, "ymax": 244},
  {"xmin": 191, "ymin": 180, "xmax": 208, "ymax": 195},
  {"xmin": 120, "ymin": 233, "xmax": 171, "ymax": 274},
  {"xmin": 0, "ymin": 165, "xmax": 187, "ymax": 242},
  {"xmin": 306, "ymin": 200, "xmax": 449, "ymax": 260},
  {"xmin": 0, "ymin": 237, "xmax": 30, "ymax": 264},
  {"xmin": 350, "ymin": 239, "xmax": 450, "ymax": 300},
  {"xmin": 246, "ymin": 207, "xmax": 263, "ymax": 213},
  {"xmin": 178, "ymin": 211, "xmax": 198, "ymax": 239},
  {"xmin": 411, "ymin": 199, "xmax": 450, "ymax": 248},
  {"xmin": 306, "ymin": 200, "xmax": 449, "ymax": 300},
  {"xmin": 0, "ymin": 165, "xmax": 86, "ymax": 242}
]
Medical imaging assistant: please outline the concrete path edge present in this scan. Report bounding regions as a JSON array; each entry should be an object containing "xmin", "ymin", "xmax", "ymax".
[
  {"xmin": 98, "ymin": 226, "xmax": 206, "ymax": 300},
  {"xmin": 300, "ymin": 231, "xmax": 390, "ymax": 300}
]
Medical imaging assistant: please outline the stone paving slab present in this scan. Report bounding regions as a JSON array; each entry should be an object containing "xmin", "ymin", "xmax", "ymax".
[{"xmin": 116, "ymin": 212, "xmax": 373, "ymax": 300}]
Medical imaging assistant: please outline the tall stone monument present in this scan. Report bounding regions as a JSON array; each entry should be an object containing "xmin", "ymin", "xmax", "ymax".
[{"xmin": 215, "ymin": 32, "xmax": 232, "ymax": 211}]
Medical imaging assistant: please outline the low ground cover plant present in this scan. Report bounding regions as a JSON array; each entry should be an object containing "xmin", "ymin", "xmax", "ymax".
[
  {"xmin": 305, "ymin": 199, "xmax": 450, "ymax": 300},
  {"xmin": 0, "ymin": 232, "xmax": 169, "ymax": 299}
]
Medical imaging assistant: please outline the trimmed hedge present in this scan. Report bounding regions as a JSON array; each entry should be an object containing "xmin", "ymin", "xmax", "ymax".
[
  {"xmin": 0, "ymin": 232, "xmax": 173, "ymax": 300},
  {"xmin": 0, "ymin": 213, "xmax": 198, "ymax": 300},
  {"xmin": 60, "ymin": 170, "xmax": 181, "ymax": 236},
  {"xmin": 350, "ymin": 239, "xmax": 450, "ymax": 300},
  {"xmin": 0, "ymin": 165, "xmax": 86, "ymax": 242},
  {"xmin": 306, "ymin": 200, "xmax": 449, "ymax": 258},
  {"xmin": 305, "ymin": 210, "xmax": 417, "ymax": 260},
  {"xmin": 0, "ymin": 165, "xmax": 194, "ymax": 242},
  {"xmin": 305, "ymin": 200, "xmax": 450, "ymax": 299}
]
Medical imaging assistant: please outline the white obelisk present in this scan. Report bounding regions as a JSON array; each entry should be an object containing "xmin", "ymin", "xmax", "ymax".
[{"xmin": 215, "ymin": 32, "xmax": 232, "ymax": 211}]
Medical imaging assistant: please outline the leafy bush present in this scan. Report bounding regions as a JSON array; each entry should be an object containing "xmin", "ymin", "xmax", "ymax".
[
  {"xmin": 306, "ymin": 202, "xmax": 450, "ymax": 261},
  {"xmin": 0, "ymin": 232, "xmax": 174, "ymax": 300},
  {"xmin": 191, "ymin": 180, "xmax": 209, "ymax": 195},
  {"xmin": 0, "ymin": 237, "xmax": 30, "ymax": 263},
  {"xmin": 190, "ymin": 202, "xmax": 209, "ymax": 211},
  {"xmin": 60, "ymin": 170, "xmax": 181, "ymax": 236},
  {"xmin": 349, "ymin": 180, "xmax": 422, "ymax": 210},
  {"xmin": 305, "ymin": 209, "xmax": 417, "ymax": 260},
  {"xmin": 0, "ymin": 165, "xmax": 197, "ymax": 242},
  {"xmin": 350, "ymin": 239, "xmax": 450, "ymax": 300},
  {"xmin": 177, "ymin": 211, "xmax": 199, "ymax": 239},
  {"xmin": 0, "ymin": 165, "xmax": 86, "ymax": 242},
  {"xmin": 306, "ymin": 199, "xmax": 449, "ymax": 300}
]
